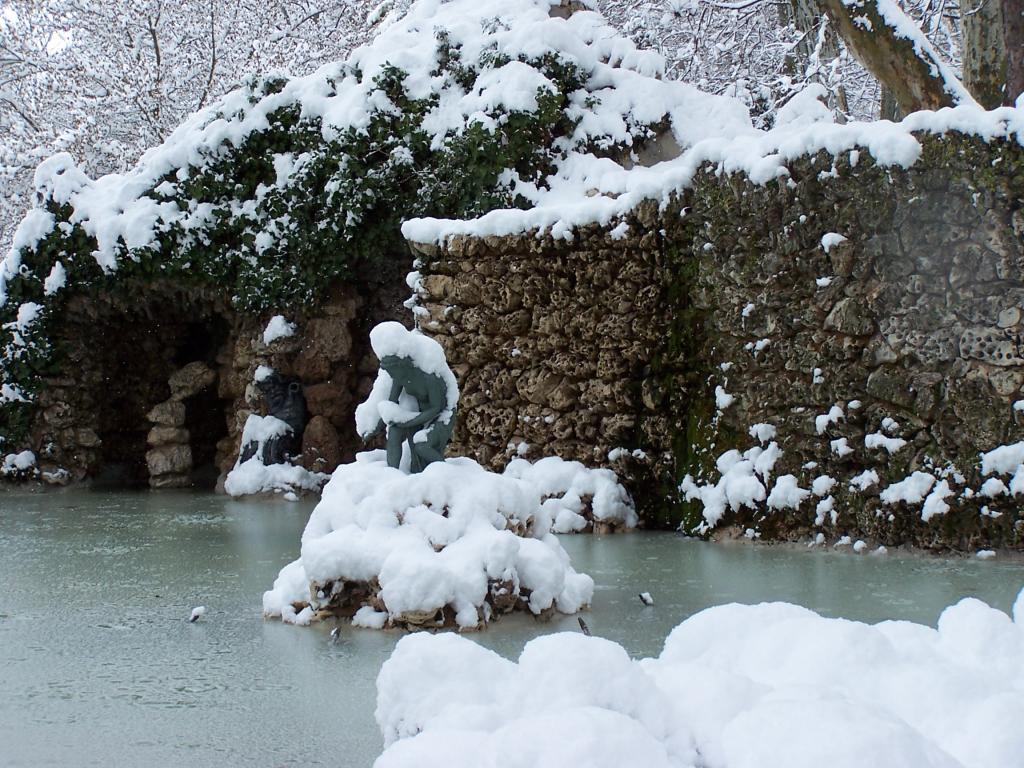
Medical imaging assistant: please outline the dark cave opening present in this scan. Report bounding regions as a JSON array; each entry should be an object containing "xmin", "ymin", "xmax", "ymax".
[
  {"xmin": 80, "ymin": 295, "xmax": 234, "ymax": 489},
  {"xmin": 184, "ymin": 383, "xmax": 229, "ymax": 489}
]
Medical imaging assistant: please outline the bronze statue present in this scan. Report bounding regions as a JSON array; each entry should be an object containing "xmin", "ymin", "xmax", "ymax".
[{"xmin": 357, "ymin": 323, "xmax": 457, "ymax": 473}]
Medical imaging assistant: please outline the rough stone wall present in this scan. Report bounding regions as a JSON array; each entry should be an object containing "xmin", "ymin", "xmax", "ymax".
[
  {"xmin": 408, "ymin": 227, "xmax": 691, "ymax": 521},
  {"xmin": 673, "ymin": 135, "xmax": 1024, "ymax": 549},
  {"xmin": 31, "ymin": 283, "xmax": 238, "ymax": 485},
  {"xmin": 411, "ymin": 133, "xmax": 1024, "ymax": 548}
]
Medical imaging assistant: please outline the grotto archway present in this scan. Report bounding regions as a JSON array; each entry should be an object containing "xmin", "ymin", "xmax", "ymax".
[{"xmin": 31, "ymin": 284, "xmax": 239, "ymax": 488}]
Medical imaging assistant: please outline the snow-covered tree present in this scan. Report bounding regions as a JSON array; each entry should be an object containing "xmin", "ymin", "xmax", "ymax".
[
  {"xmin": 0, "ymin": 0, "xmax": 413, "ymax": 259},
  {"xmin": 594, "ymin": 0, "xmax": 974, "ymax": 120}
]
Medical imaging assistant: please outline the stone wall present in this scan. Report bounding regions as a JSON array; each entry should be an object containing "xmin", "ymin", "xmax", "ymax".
[
  {"xmin": 410, "ymin": 133, "xmax": 1024, "ymax": 549},
  {"xmin": 407, "ymin": 224, "xmax": 695, "ymax": 524}
]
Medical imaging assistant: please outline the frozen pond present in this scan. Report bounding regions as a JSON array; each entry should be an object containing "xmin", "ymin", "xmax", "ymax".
[{"xmin": 2, "ymin": 489, "xmax": 1022, "ymax": 767}]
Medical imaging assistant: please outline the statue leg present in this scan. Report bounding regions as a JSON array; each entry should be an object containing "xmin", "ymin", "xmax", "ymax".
[
  {"xmin": 411, "ymin": 418, "xmax": 454, "ymax": 470},
  {"xmin": 386, "ymin": 427, "xmax": 406, "ymax": 469},
  {"xmin": 413, "ymin": 443, "xmax": 444, "ymax": 467},
  {"xmin": 408, "ymin": 434, "xmax": 426, "ymax": 473}
]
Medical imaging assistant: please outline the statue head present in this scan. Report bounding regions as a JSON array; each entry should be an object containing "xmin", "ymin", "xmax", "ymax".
[
  {"xmin": 255, "ymin": 371, "xmax": 307, "ymax": 430},
  {"xmin": 378, "ymin": 354, "xmax": 417, "ymax": 381}
]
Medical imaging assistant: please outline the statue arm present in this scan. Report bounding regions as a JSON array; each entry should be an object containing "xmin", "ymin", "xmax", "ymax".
[
  {"xmin": 362, "ymin": 378, "xmax": 403, "ymax": 438},
  {"xmin": 394, "ymin": 379, "xmax": 445, "ymax": 429},
  {"xmin": 388, "ymin": 378, "xmax": 403, "ymax": 403}
]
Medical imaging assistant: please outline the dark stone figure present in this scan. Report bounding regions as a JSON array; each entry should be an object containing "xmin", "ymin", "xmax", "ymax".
[
  {"xmin": 240, "ymin": 372, "xmax": 307, "ymax": 465},
  {"xmin": 366, "ymin": 355, "xmax": 455, "ymax": 473}
]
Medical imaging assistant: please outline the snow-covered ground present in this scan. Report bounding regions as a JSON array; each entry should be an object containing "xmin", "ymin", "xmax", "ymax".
[
  {"xmin": 263, "ymin": 450, "xmax": 634, "ymax": 629},
  {"xmin": 374, "ymin": 588, "xmax": 1024, "ymax": 768}
]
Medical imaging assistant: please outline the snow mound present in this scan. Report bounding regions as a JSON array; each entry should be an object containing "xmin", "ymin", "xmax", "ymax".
[
  {"xmin": 262, "ymin": 315, "xmax": 296, "ymax": 345},
  {"xmin": 223, "ymin": 414, "xmax": 328, "ymax": 496},
  {"xmin": 502, "ymin": 455, "xmax": 637, "ymax": 532},
  {"xmin": 1, "ymin": 449, "xmax": 36, "ymax": 479},
  {"xmin": 375, "ymin": 588, "xmax": 1024, "ymax": 768},
  {"xmin": 223, "ymin": 458, "xmax": 328, "ymax": 497},
  {"xmin": 403, "ymin": 105, "xmax": 1024, "ymax": 244},
  {"xmin": 263, "ymin": 451, "xmax": 624, "ymax": 629}
]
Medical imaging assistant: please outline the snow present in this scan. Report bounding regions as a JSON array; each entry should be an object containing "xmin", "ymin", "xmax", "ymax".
[
  {"xmin": 502, "ymin": 455, "xmax": 637, "ymax": 532},
  {"xmin": 814, "ymin": 405, "xmax": 843, "ymax": 434},
  {"xmin": 263, "ymin": 451, "xmax": 606, "ymax": 629},
  {"xmin": 980, "ymin": 477, "xmax": 1008, "ymax": 497},
  {"xmin": 766, "ymin": 474, "xmax": 809, "ymax": 511},
  {"xmin": 42, "ymin": 261, "xmax": 66, "ymax": 296},
  {"xmin": 223, "ymin": 414, "xmax": 328, "ymax": 496},
  {"xmin": 921, "ymin": 479, "xmax": 954, "ymax": 522},
  {"xmin": 864, "ymin": 431, "xmax": 907, "ymax": 454},
  {"xmin": 402, "ymin": 102, "xmax": 1024, "ymax": 244},
  {"xmin": 774, "ymin": 84, "xmax": 833, "ymax": 128},
  {"xmin": 1, "ymin": 449, "xmax": 36, "ymax": 476},
  {"xmin": 224, "ymin": 458, "xmax": 328, "ymax": 497},
  {"xmin": 849, "ymin": 469, "xmax": 879, "ymax": 491},
  {"xmin": 980, "ymin": 440, "xmax": 1024, "ymax": 476},
  {"xmin": 7, "ymin": 0, "xmax": 1018, "ymax": 320},
  {"xmin": 374, "ymin": 588, "xmax": 1024, "ymax": 768},
  {"xmin": 880, "ymin": 471, "xmax": 936, "ymax": 506},
  {"xmin": 680, "ymin": 442, "xmax": 781, "ymax": 529},
  {"xmin": 829, "ymin": 437, "xmax": 853, "ymax": 457},
  {"xmin": 748, "ymin": 423, "xmax": 776, "ymax": 443},
  {"xmin": 3, "ymin": 0, "xmax": 740, "ymax": 302},
  {"xmin": 262, "ymin": 315, "xmax": 296, "ymax": 345},
  {"xmin": 714, "ymin": 385, "xmax": 734, "ymax": 410},
  {"xmin": 189, "ymin": 606, "xmax": 206, "ymax": 622},
  {"xmin": 819, "ymin": 232, "xmax": 847, "ymax": 253},
  {"xmin": 811, "ymin": 475, "xmax": 835, "ymax": 496}
]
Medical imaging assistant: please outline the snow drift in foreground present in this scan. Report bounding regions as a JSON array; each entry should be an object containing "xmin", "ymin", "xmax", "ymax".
[
  {"xmin": 375, "ymin": 588, "xmax": 1024, "ymax": 768},
  {"xmin": 263, "ymin": 451, "xmax": 634, "ymax": 628}
]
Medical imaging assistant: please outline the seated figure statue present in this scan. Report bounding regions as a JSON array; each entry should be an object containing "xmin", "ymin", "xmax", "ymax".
[{"xmin": 355, "ymin": 322, "xmax": 458, "ymax": 473}]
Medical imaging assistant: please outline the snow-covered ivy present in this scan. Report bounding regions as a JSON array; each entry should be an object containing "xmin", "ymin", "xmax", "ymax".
[{"xmin": 0, "ymin": 0, "xmax": 708, "ymax": 447}]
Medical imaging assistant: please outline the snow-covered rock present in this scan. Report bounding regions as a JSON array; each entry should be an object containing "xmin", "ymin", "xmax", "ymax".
[
  {"xmin": 503, "ymin": 455, "xmax": 637, "ymax": 533},
  {"xmin": 223, "ymin": 414, "xmax": 328, "ymax": 497},
  {"xmin": 374, "ymin": 588, "xmax": 1024, "ymax": 768},
  {"xmin": 1, "ymin": 449, "xmax": 36, "ymax": 478},
  {"xmin": 263, "ymin": 451, "xmax": 621, "ymax": 630}
]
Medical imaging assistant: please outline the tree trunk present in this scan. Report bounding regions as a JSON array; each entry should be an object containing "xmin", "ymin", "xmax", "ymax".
[
  {"xmin": 816, "ymin": 0, "xmax": 964, "ymax": 113},
  {"xmin": 791, "ymin": 0, "xmax": 840, "ymax": 63},
  {"xmin": 961, "ymin": 0, "xmax": 1007, "ymax": 108},
  {"xmin": 879, "ymin": 86, "xmax": 904, "ymax": 120},
  {"xmin": 1005, "ymin": 0, "xmax": 1024, "ymax": 103}
]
